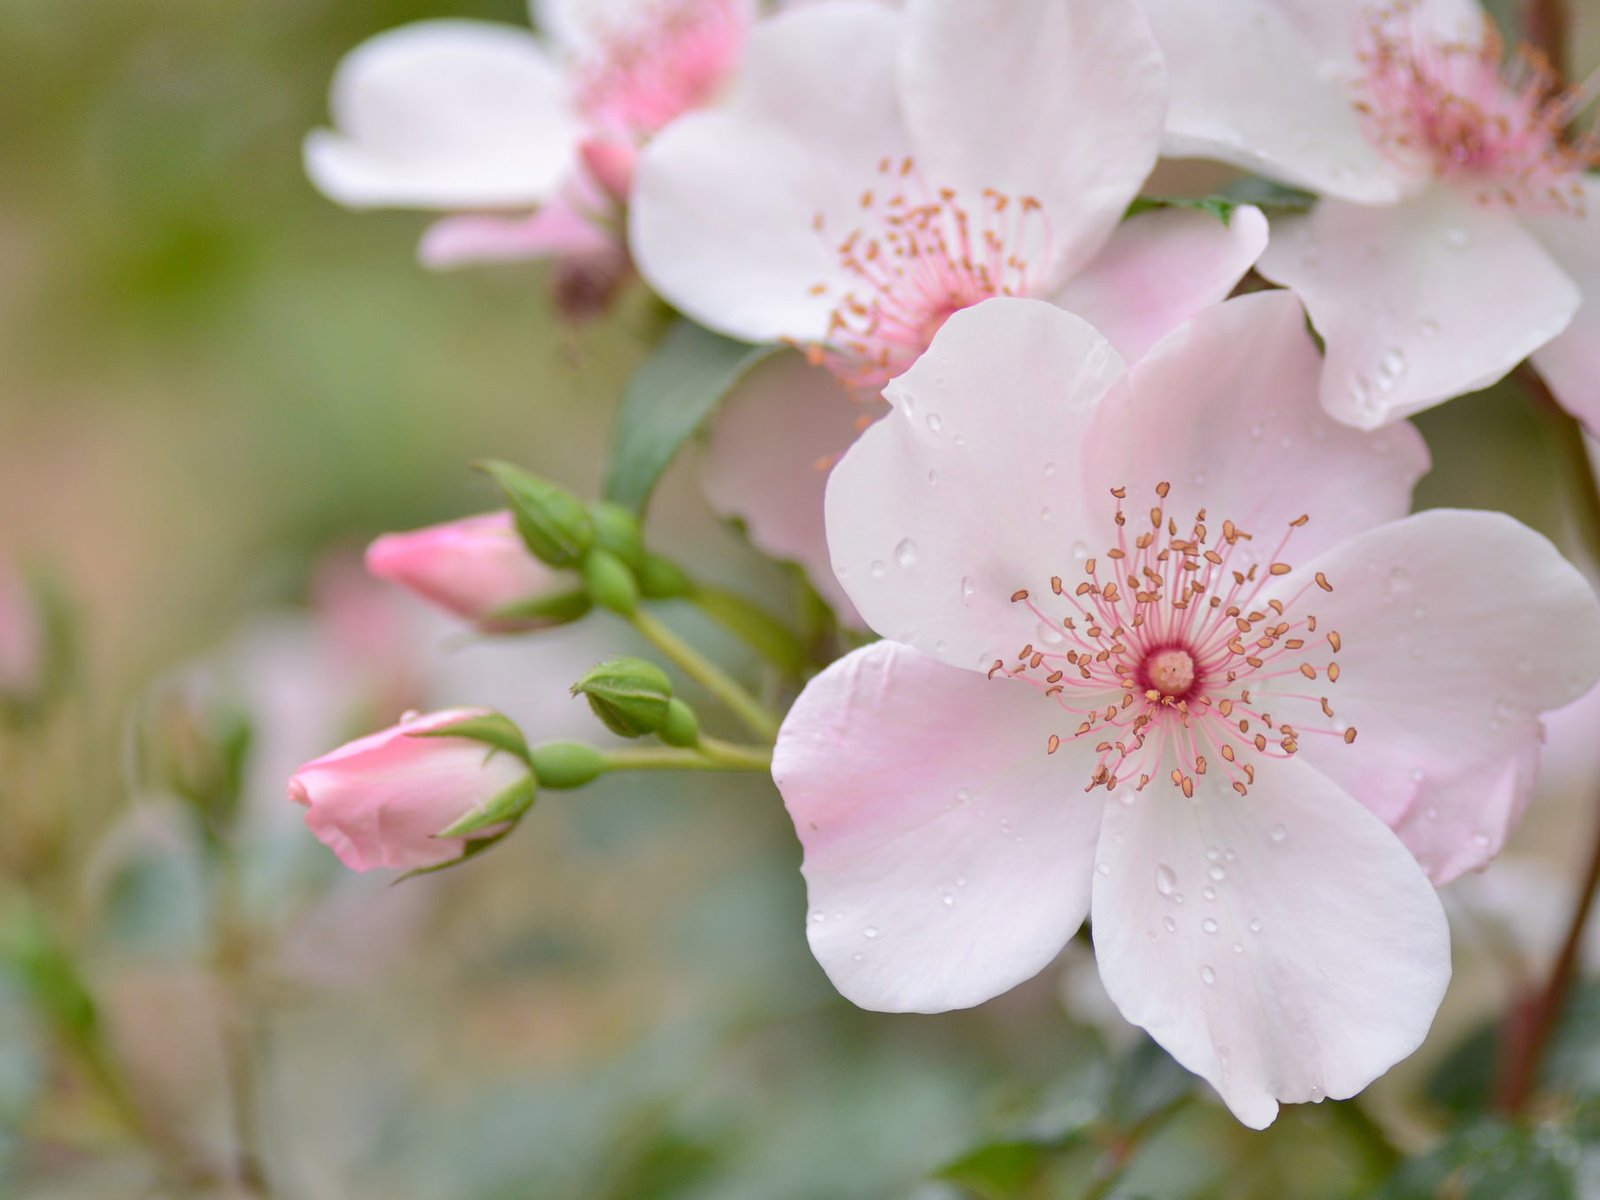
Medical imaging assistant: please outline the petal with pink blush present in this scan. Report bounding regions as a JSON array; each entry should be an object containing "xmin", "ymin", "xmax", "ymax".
[
  {"xmin": 1051, "ymin": 204, "xmax": 1268, "ymax": 361},
  {"xmin": 629, "ymin": 2, "xmax": 908, "ymax": 343},
  {"xmin": 898, "ymin": 0, "xmax": 1166, "ymax": 281},
  {"xmin": 1259, "ymin": 188, "xmax": 1580, "ymax": 428},
  {"xmin": 1392, "ymin": 740, "xmax": 1541, "ymax": 888},
  {"xmin": 1255, "ymin": 509, "xmax": 1600, "ymax": 881},
  {"xmin": 1527, "ymin": 183, "xmax": 1600, "ymax": 432},
  {"xmin": 774, "ymin": 641, "xmax": 1104, "ymax": 1012},
  {"xmin": 1084, "ymin": 291, "xmax": 1427, "ymax": 569},
  {"xmin": 701, "ymin": 351, "xmax": 877, "ymax": 619},
  {"xmin": 825, "ymin": 298, "xmax": 1122, "ymax": 671},
  {"xmin": 419, "ymin": 202, "xmax": 616, "ymax": 269},
  {"xmin": 305, "ymin": 21, "xmax": 580, "ymax": 211},
  {"xmin": 1136, "ymin": 0, "xmax": 1406, "ymax": 204},
  {"xmin": 1091, "ymin": 756, "xmax": 1449, "ymax": 1129}
]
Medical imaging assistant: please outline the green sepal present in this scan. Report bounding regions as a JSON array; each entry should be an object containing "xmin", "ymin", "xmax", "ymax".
[
  {"xmin": 479, "ymin": 588, "xmax": 593, "ymax": 631},
  {"xmin": 637, "ymin": 553, "xmax": 692, "ymax": 600},
  {"xmin": 590, "ymin": 502, "xmax": 645, "ymax": 571},
  {"xmin": 582, "ymin": 547, "xmax": 640, "ymax": 615},
  {"xmin": 435, "ymin": 774, "xmax": 538, "ymax": 839},
  {"xmin": 477, "ymin": 460, "xmax": 594, "ymax": 568},
  {"xmin": 1125, "ymin": 193, "xmax": 1240, "ymax": 226},
  {"xmin": 393, "ymin": 827, "xmax": 512, "ymax": 884},
  {"xmin": 573, "ymin": 657, "xmax": 673, "ymax": 737},
  {"xmin": 408, "ymin": 711, "xmax": 532, "ymax": 764},
  {"xmin": 528, "ymin": 742, "xmax": 609, "ymax": 789},
  {"xmin": 660, "ymin": 698, "xmax": 699, "ymax": 748}
]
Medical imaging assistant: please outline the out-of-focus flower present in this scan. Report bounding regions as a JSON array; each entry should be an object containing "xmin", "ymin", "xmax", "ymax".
[
  {"xmin": 366, "ymin": 511, "xmax": 573, "ymax": 633},
  {"xmin": 773, "ymin": 292, "xmax": 1600, "ymax": 1127},
  {"xmin": 289, "ymin": 708, "xmax": 533, "ymax": 873},
  {"xmin": 1139, "ymin": 0, "xmax": 1600, "ymax": 428},
  {"xmin": 304, "ymin": 0, "xmax": 754, "ymax": 290},
  {"xmin": 631, "ymin": 0, "xmax": 1266, "ymax": 611}
]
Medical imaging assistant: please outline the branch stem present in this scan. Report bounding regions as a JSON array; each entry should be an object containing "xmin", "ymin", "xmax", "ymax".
[{"xmin": 628, "ymin": 608, "xmax": 780, "ymax": 742}]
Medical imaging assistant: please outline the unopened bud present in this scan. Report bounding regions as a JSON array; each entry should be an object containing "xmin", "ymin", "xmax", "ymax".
[
  {"xmin": 477, "ymin": 461, "xmax": 594, "ymax": 568},
  {"xmin": 573, "ymin": 657, "xmax": 672, "ymax": 738},
  {"xmin": 590, "ymin": 502, "xmax": 645, "ymax": 571}
]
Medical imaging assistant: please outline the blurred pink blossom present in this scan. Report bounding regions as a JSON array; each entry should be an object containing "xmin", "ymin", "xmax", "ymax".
[
  {"xmin": 630, "ymin": 0, "xmax": 1267, "ymax": 612},
  {"xmin": 1140, "ymin": 0, "xmax": 1600, "ymax": 429},
  {"xmin": 365, "ymin": 511, "xmax": 561, "ymax": 633},
  {"xmin": 289, "ymin": 708, "xmax": 529, "ymax": 872},
  {"xmin": 773, "ymin": 292, "xmax": 1600, "ymax": 1127}
]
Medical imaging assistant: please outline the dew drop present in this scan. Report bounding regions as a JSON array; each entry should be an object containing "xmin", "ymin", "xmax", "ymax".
[
  {"xmin": 862, "ymin": 926, "xmax": 879, "ymax": 939},
  {"xmin": 1162, "ymin": 916, "xmax": 1177, "ymax": 933},
  {"xmin": 1232, "ymin": 942, "xmax": 1244, "ymax": 954},
  {"xmin": 956, "ymin": 875, "xmax": 968, "ymax": 888},
  {"xmin": 1472, "ymin": 831, "xmax": 1491, "ymax": 847},
  {"xmin": 1249, "ymin": 918, "xmax": 1264, "ymax": 933},
  {"xmin": 1386, "ymin": 565, "xmax": 1410, "ymax": 594},
  {"xmin": 941, "ymin": 892, "xmax": 955, "ymax": 907},
  {"xmin": 925, "ymin": 413, "xmax": 943, "ymax": 434},
  {"xmin": 894, "ymin": 537, "xmax": 918, "ymax": 567},
  {"xmin": 960, "ymin": 575, "xmax": 976, "ymax": 599},
  {"xmin": 1155, "ymin": 864, "xmax": 1178, "ymax": 896},
  {"xmin": 1208, "ymin": 864, "xmax": 1227, "ymax": 882},
  {"xmin": 926, "ymin": 469, "xmax": 939, "ymax": 487},
  {"xmin": 1267, "ymin": 823, "xmax": 1288, "ymax": 845},
  {"xmin": 1202, "ymin": 918, "xmax": 1220, "ymax": 934},
  {"xmin": 952, "ymin": 434, "xmax": 965, "ymax": 447},
  {"xmin": 1070, "ymin": 541, "xmax": 1090, "ymax": 563},
  {"xmin": 1043, "ymin": 461, "xmax": 1056, "ymax": 476},
  {"xmin": 852, "ymin": 951, "xmax": 863, "ymax": 961},
  {"xmin": 869, "ymin": 559, "xmax": 886, "ymax": 579},
  {"xmin": 1040, "ymin": 506, "xmax": 1053, "ymax": 522},
  {"xmin": 1200, "ymin": 965, "xmax": 1217, "ymax": 986},
  {"xmin": 1037, "ymin": 621, "xmax": 1065, "ymax": 646},
  {"xmin": 1096, "ymin": 861, "xmax": 1111, "ymax": 876},
  {"xmin": 811, "ymin": 911, "xmax": 827, "ymax": 924},
  {"xmin": 1202, "ymin": 886, "xmax": 1217, "ymax": 902},
  {"xmin": 1418, "ymin": 316, "xmax": 1441, "ymax": 339}
]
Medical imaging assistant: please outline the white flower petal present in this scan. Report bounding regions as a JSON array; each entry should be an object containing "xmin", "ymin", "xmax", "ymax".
[
  {"xmin": 1258, "ymin": 509, "xmax": 1600, "ymax": 881},
  {"xmin": 1092, "ymin": 756, "xmax": 1450, "ymax": 1128},
  {"xmin": 1258, "ymin": 188, "xmax": 1580, "ymax": 427},
  {"xmin": 1527, "ymin": 181, "xmax": 1600, "ymax": 430},
  {"xmin": 701, "ymin": 351, "xmax": 878, "ymax": 619},
  {"xmin": 1137, "ymin": 0, "xmax": 1405, "ymax": 203},
  {"xmin": 899, "ymin": 0, "xmax": 1166, "ymax": 279},
  {"xmin": 825, "ymin": 298, "xmax": 1122, "ymax": 670},
  {"xmin": 1051, "ymin": 204, "xmax": 1267, "ymax": 361},
  {"xmin": 1083, "ymin": 290, "xmax": 1428, "ymax": 567},
  {"xmin": 305, "ymin": 21, "xmax": 580, "ymax": 210},
  {"xmin": 775, "ymin": 641, "xmax": 1104, "ymax": 1012},
  {"xmin": 629, "ymin": 2, "xmax": 908, "ymax": 343}
]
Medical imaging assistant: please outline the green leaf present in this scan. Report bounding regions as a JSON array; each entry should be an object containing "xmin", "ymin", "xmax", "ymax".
[
  {"xmin": 1107, "ymin": 1036, "xmax": 1195, "ymax": 1128},
  {"xmin": 603, "ymin": 320, "xmax": 779, "ymax": 514},
  {"xmin": 1219, "ymin": 176, "xmax": 1319, "ymax": 213},
  {"xmin": 936, "ymin": 1140, "xmax": 1055, "ymax": 1199},
  {"xmin": 1126, "ymin": 194, "xmax": 1240, "ymax": 225},
  {"xmin": 410, "ymin": 711, "xmax": 532, "ymax": 763},
  {"xmin": 1376, "ymin": 1118, "xmax": 1583, "ymax": 1200}
]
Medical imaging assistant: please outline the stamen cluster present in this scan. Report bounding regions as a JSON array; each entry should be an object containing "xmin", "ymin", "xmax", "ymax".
[
  {"xmin": 995, "ymin": 484, "xmax": 1352, "ymax": 798},
  {"xmin": 1352, "ymin": 1, "xmax": 1598, "ymax": 212},
  {"xmin": 573, "ymin": 0, "xmax": 749, "ymax": 138},
  {"xmin": 806, "ymin": 157, "xmax": 1051, "ymax": 393}
]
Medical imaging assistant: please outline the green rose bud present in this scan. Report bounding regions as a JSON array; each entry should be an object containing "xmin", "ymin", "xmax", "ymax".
[
  {"xmin": 573, "ymin": 657, "xmax": 673, "ymax": 738},
  {"xmin": 477, "ymin": 460, "xmax": 594, "ymax": 568}
]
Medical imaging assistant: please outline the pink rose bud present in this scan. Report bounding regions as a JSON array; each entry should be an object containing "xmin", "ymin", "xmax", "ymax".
[
  {"xmin": 364, "ymin": 512, "xmax": 563, "ymax": 631},
  {"xmin": 288, "ymin": 708, "xmax": 533, "ymax": 872}
]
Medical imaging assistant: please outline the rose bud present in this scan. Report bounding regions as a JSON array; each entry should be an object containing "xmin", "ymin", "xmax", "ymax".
[
  {"xmin": 288, "ymin": 708, "xmax": 535, "ymax": 872},
  {"xmin": 365, "ymin": 512, "xmax": 586, "ymax": 632}
]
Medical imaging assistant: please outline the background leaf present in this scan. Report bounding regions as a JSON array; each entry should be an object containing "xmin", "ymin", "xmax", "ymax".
[{"xmin": 603, "ymin": 320, "xmax": 779, "ymax": 514}]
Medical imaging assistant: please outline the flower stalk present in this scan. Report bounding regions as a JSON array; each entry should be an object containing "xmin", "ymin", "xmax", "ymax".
[{"xmin": 627, "ymin": 607, "xmax": 781, "ymax": 742}]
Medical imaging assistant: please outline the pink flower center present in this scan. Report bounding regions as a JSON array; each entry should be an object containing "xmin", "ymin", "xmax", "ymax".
[
  {"xmin": 804, "ymin": 158, "xmax": 1053, "ymax": 394},
  {"xmin": 572, "ymin": 0, "xmax": 750, "ymax": 139},
  {"xmin": 1352, "ymin": 1, "xmax": 1597, "ymax": 212},
  {"xmin": 995, "ymin": 484, "xmax": 1353, "ymax": 799}
]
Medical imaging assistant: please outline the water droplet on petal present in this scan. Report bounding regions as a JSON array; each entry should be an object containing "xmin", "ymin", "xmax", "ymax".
[
  {"xmin": 1202, "ymin": 918, "xmax": 1219, "ymax": 934},
  {"xmin": 1208, "ymin": 864, "xmax": 1226, "ymax": 882},
  {"xmin": 1267, "ymin": 823, "xmax": 1288, "ymax": 845},
  {"xmin": 1096, "ymin": 861, "xmax": 1111, "ymax": 876},
  {"xmin": 862, "ymin": 926, "xmax": 879, "ymax": 939},
  {"xmin": 1202, "ymin": 886, "xmax": 1217, "ymax": 901},
  {"xmin": 1162, "ymin": 916, "xmax": 1177, "ymax": 933},
  {"xmin": 960, "ymin": 575, "xmax": 976, "ymax": 599},
  {"xmin": 1387, "ymin": 565, "xmax": 1410, "ymax": 594},
  {"xmin": 1200, "ymin": 965, "xmax": 1217, "ymax": 986},
  {"xmin": 1155, "ymin": 864, "xmax": 1178, "ymax": 896},
  {"xmin": 869, "ymin": 559, "xmax": 886, "ymax": 579},
  {"xmin": 894, "ymin": 538, "xmax": 917, "ymax": 567},
  {"xmin": 926, "ymin": 413, "xmax": 943, "ymax": 434},
  {"xmin": 1249, "ymin": 918, "xmax": 1264, "ymax": 933},
  {"xmin": 1419, "ymin": 317, "xmax": 1440, "ymax": 339}
]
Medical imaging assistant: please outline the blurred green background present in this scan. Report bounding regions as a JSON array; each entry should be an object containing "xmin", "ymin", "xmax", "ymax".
[{"xmin": 5, "ymin": 1, "xmax": 1600, "ymax": 1197}]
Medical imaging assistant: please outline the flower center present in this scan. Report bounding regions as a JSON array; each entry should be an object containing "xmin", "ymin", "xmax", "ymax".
[
  {"xmin": 803, "ymin": 157, "xmax": 1052, "ymax": 394},
  {"xmin": 572, "ymin": 0, "xmax": 749, "ymax": 139},
  {"xmin": 1352, "ymin": 1, "xmax": 1597, "ymax": 212},
  {"xmin": 995, "ymin": 483, "xmax": 1354, "ymax": 799}
]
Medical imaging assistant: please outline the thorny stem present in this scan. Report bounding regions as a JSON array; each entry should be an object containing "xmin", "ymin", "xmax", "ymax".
[
  {"xmin": 602, "ymin": 736, "xmax": 773, "ymax": 774},
  {"xmin": 628, "ymin": 608, "xmax": 782, "ymax": 742},
  {"xmin": 1495, "ymin": 368, "xmax": 1600, "ymax": 1115}
]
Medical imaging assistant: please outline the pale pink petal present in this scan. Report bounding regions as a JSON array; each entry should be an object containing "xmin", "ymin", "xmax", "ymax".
[
  {"xmin": 419, "ymin": 199, "xmax": 616, "ymax": 268},
  {"xmin": 825, "ymin": 298, "xmax": 1122, "ymax": 670},
  {"xmin": 898, "ymin": 0, "xmax": 1166, "ymax": 280},
  {"xmin": 1052, "ymin": 204, "xmax": 1268, "ymax": 361},
  {"xmin": 364, "ymin": 511, "xmax": 560, "ymax": 628},
  {"xmin": 1136, "ymin": 0, "xmax": 1406, "ymax": 204},
  {"xmin": 1527, "ymin": 181, "xmax": 1600, "ymax": 431},
  {"xmin": 629, "ymin": 2, "xmax": 908, "ymax": 343},
  {"xmin": 700, "ymin": 352, "xmax": 878, "ymax": 618},
  {"xmin": 1092, "ymin": 755, "xmax": 1449, "ymax": 1128},
  {"xmin": 1083, "ymin": 291, "xmax": 1428, "ymax": 568},
  {"xmin": 775, "ymin": 641, "xmax": 1104, "ymax": 1012},
  {"xmin": 1259, "ymin": 187, "xmax": 1580, "ymax": 427},
  {"xmin": 533, "ymin": 0, "xmax": 756, "ymax": 54},
  {"xmin": 1256, "ymin": 509, "xmax": 1600, "ymax": 881},
  {"xmin": 305, "ymin": 21, "xmax": 581, "ymax": 210}
]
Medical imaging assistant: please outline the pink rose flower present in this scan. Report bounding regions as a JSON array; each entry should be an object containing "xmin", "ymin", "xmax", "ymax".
[
  {"xmin": 629, "ymin": 0, "xmax": 1268, "ymax": 612},
  {"xmin": 304, "ymin": 0, "xmax": 753, "ymax": 272},
  {"xmin": 773, "ymin": 292, "xmax": 1600, "ymax": 1126},
  {"xmin": 289, "ymin": 708, "xmax": 532, "ymax": 872},
  {"xmin": 365, "ymin": 511, "xmax": 560, "ymax": 632},
  {"xmin": 1140, "ymin": 0, "xmax": 1600, "ymax": 428}
]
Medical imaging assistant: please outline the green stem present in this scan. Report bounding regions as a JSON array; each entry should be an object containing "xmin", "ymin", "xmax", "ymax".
[
  {"xmin": 1079, "ymin": 1095, "xmax": 1192, "ymax": 1200},
  {"xmin": 685, "ymin": 582, "xmax": 807, "ymax": 676},
  {"xmin": 628, "ymin": 608, "xmax": 781, "ymax": 742},
  {"xmin": 603, "ymin": 736, "xmax": 773, "ymax": 774}
]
